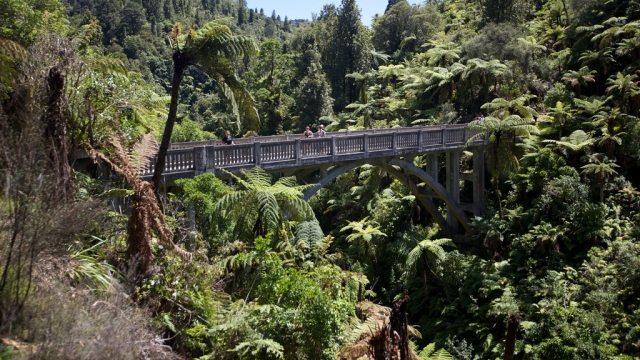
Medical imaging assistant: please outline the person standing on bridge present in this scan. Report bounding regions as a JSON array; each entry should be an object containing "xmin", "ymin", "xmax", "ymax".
[
  {"xmin": 222, "ymin": 130, "xmax": 235, "ymax": 145},
  {"xmin": 316, "ymin": 125, "xmax": 326, "ymax": 138},
  {"xmin": 302, "ymin": 126, "xmax": 313, "ymax": 139},
  {"xmin": 302, "ymin": 126, "xmax": 313, "ymax": 156}
]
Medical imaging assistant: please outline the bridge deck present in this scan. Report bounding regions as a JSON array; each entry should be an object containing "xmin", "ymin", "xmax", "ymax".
[{"xmin": 145, "ymin": 124, "xmax": 485, "ymax": 182}]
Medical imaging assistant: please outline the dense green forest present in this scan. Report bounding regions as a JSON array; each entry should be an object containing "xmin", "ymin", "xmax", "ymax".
[{"xmin": 2, "ymin": 0, "xmax": 640, "ymax": 358}]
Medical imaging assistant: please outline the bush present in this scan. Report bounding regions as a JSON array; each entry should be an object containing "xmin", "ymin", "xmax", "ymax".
[{"xmin": 171, "ymin": 118, "xmax": 215, "ymax": 143}]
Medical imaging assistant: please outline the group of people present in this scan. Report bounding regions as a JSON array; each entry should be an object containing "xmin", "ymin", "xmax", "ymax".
[
  {"xmin": 302, "ymin": 125, "xmax": 326, "ymax": 139},
  {"xmin": 220, "ymin": 125, "xmax": 327, "ymax": 145}
]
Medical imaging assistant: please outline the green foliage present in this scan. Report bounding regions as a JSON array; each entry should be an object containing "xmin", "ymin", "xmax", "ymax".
[
  {"xmin": 0, "ymin": 0, "xmax": 66, "ymax": 46},
  {"xmin": 418, "ymin": 343, "xmax": 454, "ymax": 359},
  {"xmin": 215, "ymin": 167, "xmax": 318, "ymax": 240},
  {"xmin": 175, "ymin": 173, "xmax": 230, "ymax": 239},
  {"xmin": 294, "ymin": 220, "xmax": 324, "ymax": 248},
  {"xmin": 8, "ymin": 0, "xmax": 640, "ymax": 358},
  {"xmin": 294, "ymin": 47, "xmax": 334, "ymax": 130},
  {"xmin": 168, "ymin": 20, "xmax": 260, "ymax": 130},
  {"xmin": 171, "ymin": 118, "xmax": 214, "ymax": 142},
  {"xmin": 68, "ymin": 249, "xmax": 117, "ymax": 291},
  {"xmin": 466, "ymin": 109, "xmax": 539, "ymax": 178},
  {"xmin": 372, "ymin": 2, "xmax": 443, "ymax": 56},
  {"xmin": 252, "ymin": 239, "xmax": 356, "ymax": 359}
]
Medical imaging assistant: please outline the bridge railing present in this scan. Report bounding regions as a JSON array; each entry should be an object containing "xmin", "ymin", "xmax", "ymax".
[
  {"xmin": 146, "ymin": 124, "xmax": 487, "ymax": 177},
  {"xmin": 167, "ymin": 125, "xmax": 472, "ymax": 150}
]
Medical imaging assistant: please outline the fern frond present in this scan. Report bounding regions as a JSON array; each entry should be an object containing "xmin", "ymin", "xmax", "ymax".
[
  {"xmin": 131, "ymin": 134, "xmax": 158, "ymax": 175},
  {"xmin": 295, "ymin": 220, "xmax": 324, "ymax": 247},
  {"xmin": 72, "ymin": 20, "xmax": 100, "ymax": 49},
  {"xmin": 431, "ymin": 238, "xmax": 455, "ymax": 248},
  {"xmin": 256, "ymin": 191, "xmax": 280, "ymax": 232},
  {"xmin": 231, "ymin": 339, "xmax": 284, "ymax": 359},
  {"xmin": 406, "ymin": 246, "xmax": 423, "ymax": 270},
  {"xmin": 84, "ymin": 57, "xmax": 128, "ymax": 77},
  {"xmin": 0, "ymin": 37, "xmax": 27, "ymax": 59}
]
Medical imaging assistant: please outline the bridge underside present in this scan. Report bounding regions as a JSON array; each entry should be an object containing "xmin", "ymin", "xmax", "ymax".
[
  {"xmin": 153, "ymin": 150, "xmax": 485, "ymax": 238},
  {"xmin": 295, "ymin": 154, "xmax": 485, "ymax": 238}
]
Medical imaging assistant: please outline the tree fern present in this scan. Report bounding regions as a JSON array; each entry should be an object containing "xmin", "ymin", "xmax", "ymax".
[
  {"xmin": 215, "ymin": 167, "xmax": 318, "ymax": 241},
  {"xmin": 152, "ymin": 20, "xmax": 260, "ymax": 190},
  {"xmin": 543, "ymin": 130, "xmax": 595, "ymax": 155},
  {"xmin": 90, "ymin": 136, "xmax": 191, "ymax": 273},
  {"xmin": 466, "ymin": 110, "xmax": 540, "ymax": 211}
]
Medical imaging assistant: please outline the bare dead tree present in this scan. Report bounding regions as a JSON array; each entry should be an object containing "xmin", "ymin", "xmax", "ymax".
[
  {"xmin": 45, "ymin": 66, "xmax": 73, "ymax": 198},
  {"xmin": 89, "ymin": 135, "xmax": 191, "ymax": 275}
]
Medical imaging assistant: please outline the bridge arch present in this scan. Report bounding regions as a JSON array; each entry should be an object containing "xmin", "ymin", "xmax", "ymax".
[{"xmin": 302, "ymin": 158, "xmax": 472, "ymax": 237}]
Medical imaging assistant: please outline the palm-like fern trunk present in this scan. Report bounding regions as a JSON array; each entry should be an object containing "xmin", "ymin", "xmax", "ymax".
[
  {"xmin": 152, "ymin": 56, "xmax": 187, "ymax": 192},
  {"xmin": 492, "ymin": 145, "xmax": 504, "ymax": 219},
  {"xmin": 421, "ymin": 255, "xmax": 429, "ymax": 298},
  {"xmin": 504, "ymin": 313, "xmax": 521, "ymax": 360}
]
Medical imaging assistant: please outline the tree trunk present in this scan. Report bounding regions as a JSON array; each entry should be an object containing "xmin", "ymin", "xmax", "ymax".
[
  {"xmin": 492, "ymin": 143, "xmax": 504, "ymax": 219},
  {"xmin": 599, "ymin": 185, "xmax": 604, "ymax": 203},
  {"xmin": 45, "ymin": 67, "xmax": 72, "ymax": 199},
  {"xmin": 504, "ymin": 313, "xmax": 521, "ymax": 360},
  {"xmin": 126, "ymin": 190, "xmax": 154, "ymax": 274},
  {"xmin": 389, "ymin": 290, "xmax": 410, "ymax": 360},
  {"xmin": 152, "ymin": 56, "xmax": 186, "ymax": 193},
  {"xmin": 421, "ymin": 256, "xmax": 429, "ymax": 298},
  {"xmin": 371, "ymin": 290, "xmax": 410, "ymax": 360},
  {"xmin": 560, "ymin": 0, "xmax": 570, "ymax": 25}
]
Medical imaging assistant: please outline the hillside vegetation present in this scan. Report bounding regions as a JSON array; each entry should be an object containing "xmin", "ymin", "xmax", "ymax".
[{"xmin": 2, "ymin": 0, "xmax": 640, "ymax": 359}]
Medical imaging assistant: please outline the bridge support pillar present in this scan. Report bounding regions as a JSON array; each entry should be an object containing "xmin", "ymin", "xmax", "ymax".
[
  {"xmin": 425, "ymin": 153, "xmax": 438, "ymax": 181},
  {"xmin": 295, "ymin": 139, "xmax": 301, "ymax": 166},
  {"xmin": 254, "ymin": 142, "xmax": 261, "ymax": 167},
  {"xmin": 473, "ymin": 149, "xmax": 485, "ymax": 216},
  {"xmin": 206, "ymin": 146, "xmax": 216, "ymax": 172},
  {"xmin": 194, "ymin": 146, "xmax": 206, "ymax": 175},
  {"xmin": 446, "ymin": 150, "xmax": 461, "ymax": 231},
  {"xmin": 363, "ymin": 134, "xmax": 369, "ymax": 157}
]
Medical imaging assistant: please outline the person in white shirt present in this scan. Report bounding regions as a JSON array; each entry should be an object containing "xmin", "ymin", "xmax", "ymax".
[{"xmin": 317, "ymin": 125, "xmax": 326, "ymax": 138}]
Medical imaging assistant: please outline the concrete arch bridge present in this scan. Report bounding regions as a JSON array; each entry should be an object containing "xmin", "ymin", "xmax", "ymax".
[{"xmin": 145, "ymin": 125, "xmax": 487, "ymax": 237}]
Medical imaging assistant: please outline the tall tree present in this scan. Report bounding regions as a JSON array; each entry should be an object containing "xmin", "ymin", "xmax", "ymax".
[
  {"xmin": 581, "ymin": 154, "xmax": 620, "ymax": 202},
  {"xmin": 325, "ymin": 0, "xmax": 369, "ymax": 110},
  {"xmin": 372, "ymin": 1, "xmax": 442, "ymax": 55},
  {"xmin": 406, "ymin": 237, "xmax": 453, "ymax": 297},
  {"xmin": 483, "ymin": 0, "xmax": 518, "ymax": 23},
  {"xmin": 237, "ymin": 5, "xmax": 245, "ymax": 25},
  {"xmin": 385, "ymin": 0, "xmax": 403, "ymax": 13},
  {"xmin": 340, "ymin": 217, "xmax": 387, "ymax": 276},
  {"xmin": 151, "ymin": 21, "xmax": 259, "ymax": 191},
  {"xmin": 294, "ymin": 47, "xmax": 334, "ymax": 129}
]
